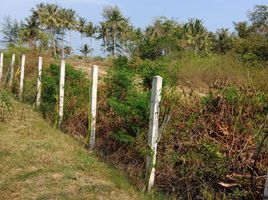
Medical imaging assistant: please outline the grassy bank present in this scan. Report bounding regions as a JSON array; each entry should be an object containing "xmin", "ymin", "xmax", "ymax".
[{"xmin": 0, "ymin": 94, "xmax": 146, "ymax": 200}]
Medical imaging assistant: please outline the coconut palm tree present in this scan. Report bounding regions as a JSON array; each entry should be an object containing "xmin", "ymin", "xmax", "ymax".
[
  {"xmin": 84, "ymin": 21, "xmax": 95, "ymax": 58},
  {"xmin": 61, "ymin": 9, "xmax": 77, "ymax": 54},
  {"xmin": 77, "ymin": 17, "xmax": 86, "ymax": 47},
  {"xmin": 213, "ymin": 28, "xmax": 233, "ymax": 54},
  {"xmin": 79, "ymin": 44, "xmax": 91, "ymax": 59},
  {"xmin": 234, "ymin": 22, "xmax": 251, "ymax": 38},
  {"xmin": 34, "ymin": 3, "xmax": 61, "ymax": 56},
  {"xmin": 20, "ymin": 15, "xmax": 41, "ymax": 49},
  {"xmin": 102, "ymin": 6, "xmax": 128, "ymax": 56},
  {"xmin": 96, "ymin": 22, "xmax": 109, "ymax": 58},
  {"xmin": 182, "ymin": 18, "xmax": 209, "ymax": 54}
]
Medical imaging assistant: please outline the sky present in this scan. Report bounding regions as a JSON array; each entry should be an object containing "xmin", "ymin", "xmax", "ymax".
[{"xmin": 0, "ymin": 0, "xmax": 267, "ymax": 56}]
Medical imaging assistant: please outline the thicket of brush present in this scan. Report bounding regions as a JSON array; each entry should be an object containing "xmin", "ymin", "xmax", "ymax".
[
  {"xmin": 93, "ymin": 56, "xmax": 268, "ymax": 199},
  {"xmin": 1, "ymin": 50, "xmax": 268, "ymax": 199}
]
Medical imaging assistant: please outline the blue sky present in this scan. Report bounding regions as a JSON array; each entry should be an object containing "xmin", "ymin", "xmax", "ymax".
[{"xmin": 0, "ymin": 0, "xmax": 267, "ymax": 56}]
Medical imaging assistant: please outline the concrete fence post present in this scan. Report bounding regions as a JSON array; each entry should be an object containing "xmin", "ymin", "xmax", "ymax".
[
  {"xmin": 264, "ymin": 172, "xmax": 268, "ymax": 200},
  {"xmin": 89, "ymin": 65, "xmax": 98, "ymax": 149},
  {"xmin": 146, "ymin": 75, "xmax": 163, "ymax": 192},
  {"xmin": 8, "ymin": 54, "xmax": 15, "ymax": 88},
  {"xmin": 36, "ymin": 57, "xmax": 43, "ymax": 108},
  {"xmin": 19, "ymin": 54, "xmax": 25, "ymax": 100},
  {"xmin": 0, "ymin": 52, "xmax": 3, "ymax": 82},
  {"xmin": 58, "ymin": 60, "xmax": 65, "ymax": 129}
]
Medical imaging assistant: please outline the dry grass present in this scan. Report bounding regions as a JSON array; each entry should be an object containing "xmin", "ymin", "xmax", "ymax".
[
  {"xmin": 66, "ymin": 58, "xmax": 110, "ymax": 77},
  {"xmin": 0, "ymin": 98, "xmax": 144, "ymax": 200}
]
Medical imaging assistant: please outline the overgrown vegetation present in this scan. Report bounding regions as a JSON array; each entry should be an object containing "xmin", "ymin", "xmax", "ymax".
[
  {"xmin": 1, "ymin": 2, "xmax": 268, "ymax": 200},
  {"xmin": 93, "ymin": 57, "xmax": 268, "ymax": 199}
]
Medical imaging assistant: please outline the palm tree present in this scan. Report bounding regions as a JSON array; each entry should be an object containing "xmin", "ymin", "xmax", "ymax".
[
  {"xmin": 234, "ymin": 22, "xmax": 251, "ymax": 38},
  {"xmin": 213, "ymin": 28, "xmax": 233, "ymax": 54},
  {"xmin": 102, "ymin": 6, "xmax": 127, "ymax": 56},
  {"xmin": 84, "ymin": 21, "xmax": 95, "ymax": 58},
  {"xmin": 96, "ymin": 22, "xmax": 109, "ymax": 58},
  {"xmin": 34, "ymin": 3, "xmax": 61, "ymax": 56},
  {"xmin": 61, "ymin": 9, "xmax": 77, "ymax": 54},
  {"xmin": 20, "ymin": 15, "xmax": 41, "ymax": 49},
  {"xmin": 79, "ymin": 44, "xmax": 91, "ymax": 59},
  {"xmin": 77, "ymin": 17, "xmax": 86, "ymax": 47},
  {"xmin": 182, "ymin": 18, "xmax": 209, "ymax": 54}
]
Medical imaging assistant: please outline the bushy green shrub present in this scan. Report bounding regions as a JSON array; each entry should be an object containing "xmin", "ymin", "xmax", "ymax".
[
  {"xmin": 105, "ymin": 57, "xmax": 150, "ymax": 143},
  {"xmin": 40, "ymin": 63, "xmax": 89, "ymax": 124}
]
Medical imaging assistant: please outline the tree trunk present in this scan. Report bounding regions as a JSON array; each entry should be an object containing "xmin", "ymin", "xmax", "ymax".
[
  {"xmin": 81, "ymin": 33, "xmax": 83, "ymax": 47},
  {"xmin": 104, "ymin": 39, "xmax": 107, "ymax": 59},
  {"xmin": 113, "ymin": 32, "xmax": 116, "ymax": 57},
  {"xmin": 69, "ymin": 30, "xmax": 72, "ymax": 55},
  {"xmin": 61, "ymin": 31, "xmax": 65, "ymax": 59},
  {"xmin": 90, "ymin": 37, "xmax": 93, "ymax": 60},
  {"xmin": 50, "ymin": 28, "xmax": 56, "ymax": 57}
]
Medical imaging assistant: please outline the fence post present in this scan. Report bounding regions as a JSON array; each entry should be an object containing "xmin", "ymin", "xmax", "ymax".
[
  {"xmin": 146, "ymin": 75, "xmax": 163, "ymax": 192},
  {"xmin": 0, "ymin": 52, "xmax": 3, "ymax": 82},
  {"xmin": 36, "ymin": 57, "xmax": 43, "ymax": 108},
  {"xmin": 264, "ymin": 172, "xmax": 268, "ymax": 200},
  {"xmin": 89, "ymin": 65, "xmax": 98, "ymax": 149},
  {"xmin": 19, "ymin": 54, "xmax": 25, "ymax": 100},
  {"xmin": 58, "ymin": 60, "xmax": 65, "ymax": 129},
  {"xmin": 8, "ymin": 53, "xmax": 15, "ymax": 88}
]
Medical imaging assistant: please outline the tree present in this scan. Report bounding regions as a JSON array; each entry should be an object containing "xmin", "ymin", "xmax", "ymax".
[
  {"xmin": 1, "ymin": 16, "xmax": 22, "ymax": 47},
  {"xmin": 33, "ymin": 3, "xmax": 61, "ymax": 56},
  {"xmin": 96, "ymin": 22, "xmax": 109, "ymax": 58},
  {"xmin": 59, "ymin": 8, "xmax": 77, "ymax": 55},
  {"xmin": 233, "ymin": 22, "xmax": 252, "ymax": 38},
  {"xmin": 79, "ymin": 44, "xmax": 91, "ymax": 59},
  {"xmin": 102, "ymin": 6, "xmax": 128, "ymax": 56},
  {"xmin": 248, "ymin": 5, "xmax": 268, "ymax": 35},
  {"xmin": 139, "ymin": 17, "xmax": 181, "ymax": 59},
  {"xmin": 20, "ymin": 15, "xmax": 41, "ymax": 50},
  {"xmin": 182, "ymin": 18, "xmax": 210, "ymax": 54},
  {"xmin": 248, "ymin": 5, "xmax": 268, "ymax": 26},
  {"xmin": 212, "ymin": 28, "xmax": 233, "ymax": 54},
  {"xmin": 77, "ymin": 17, "xmax": 86, "ymax": 46},
  {"xmin": 84, "ymin": 21, "xmax": 95, "ymax": 58}
]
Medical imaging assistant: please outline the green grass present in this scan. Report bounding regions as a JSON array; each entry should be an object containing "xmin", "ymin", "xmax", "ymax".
[{"xmin": 0, "ymin": 98, "xmax": 149, "ymax": 200}]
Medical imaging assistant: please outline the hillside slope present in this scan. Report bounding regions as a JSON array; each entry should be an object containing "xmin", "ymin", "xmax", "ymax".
[{"xmin": 0, "ymin": 98, "xmax": 142, "ymax": 200}]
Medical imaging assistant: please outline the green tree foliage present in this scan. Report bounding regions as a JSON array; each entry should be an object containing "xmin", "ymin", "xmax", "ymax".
[
  {"xmin": 101, "ymin": 6, "xmax": 130, "ymax": 56},
  {"xmin": 212, "ymin": 28, "xmax": 233, "ymax": 54},
  {"xmin": 1, "ymin": 16, "xmax": 22, "ymax": 47},
  {"xmin": 19, "ymin": 15, "xmax": 42, "ymax": 50},
  {"xmin": 79, "ymin": 44, "xmax": 92, "ymax": 58},
  {"xmin": 84, "ymin": 21, "xmax": 96, "ymax": 57},
  {"xmin": 248, "ymin": 5, "xmax": 268, "ymax": 27},
  {"xmin": 76, "ymin": 17, "xmax": 87, "ymax": 46},
  {"xmin": 105, "ymin": 57, "xmax": 150, "ymax": 143}
]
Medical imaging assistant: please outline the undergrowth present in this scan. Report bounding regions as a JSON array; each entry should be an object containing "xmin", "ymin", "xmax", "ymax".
[{"xmin": 2, "ymin": 51, "xmax": 268, "ymax": 199}]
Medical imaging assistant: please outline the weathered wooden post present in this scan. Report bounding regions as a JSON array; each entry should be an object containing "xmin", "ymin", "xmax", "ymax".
[
  {"xmin": 19, "ymin": 54, "xmax": 25, "ymax": 100},
  {"xmin": 264, "ymin": 172, "xmax": 268, "ymax": 200},
  {"xmin": 146, "ymin": 75, "xmax": 163, "ymax": 192},
  {"xmin": 8, "ymin": 53, "xmax": 15, "ymax": 87},
  {"xmin": 89, "ymin": 65, "xmax": 98, "ymax": 149},
  {"xmin": 58, "ymin": 60, "xmax": 65, "ymax": 129},
  {"xmin": 0, "ymin": 52, "xmax": 3, "ymax": 82},
  {"xmin": 36, "ymin": 57, "xmax": 43, "ymax": 108}
]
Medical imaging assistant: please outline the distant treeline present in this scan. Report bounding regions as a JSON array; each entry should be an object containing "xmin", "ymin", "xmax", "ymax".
[{"xmin": 1, "ymin": 4, "xmax": 268, "ymax": 64}]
